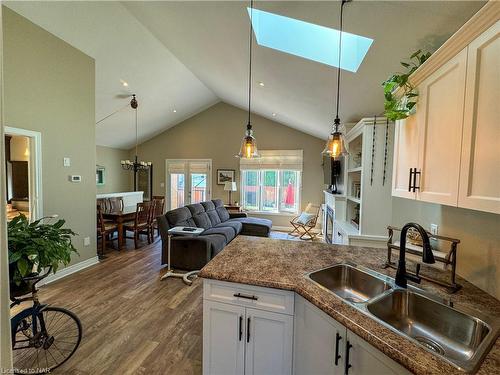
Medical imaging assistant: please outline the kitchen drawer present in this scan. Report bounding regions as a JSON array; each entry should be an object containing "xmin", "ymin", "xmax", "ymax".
[{"xmin": 203, "ymin": 279, "xmax": 294, "ymax": 316}]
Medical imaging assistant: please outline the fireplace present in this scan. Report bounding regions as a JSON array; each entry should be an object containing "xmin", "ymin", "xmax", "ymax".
[{"xmin": 325, "ymin": 206, "xmax": 334, "ymax": 244}]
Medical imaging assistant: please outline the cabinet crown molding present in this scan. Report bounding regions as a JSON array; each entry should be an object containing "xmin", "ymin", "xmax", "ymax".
[{"xmin": 409, "ymin": 1, "xmax": 500, "ymax": 87}]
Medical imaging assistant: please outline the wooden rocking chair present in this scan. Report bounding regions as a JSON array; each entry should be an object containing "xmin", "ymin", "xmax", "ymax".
[{"xmin": 289, "ymin": 203, "xmax": 321, "ymax": 240}]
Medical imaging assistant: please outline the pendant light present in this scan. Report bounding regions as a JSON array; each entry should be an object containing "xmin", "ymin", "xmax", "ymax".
[
  {"xmin": 237, "ymin": 0, "xmax": 260, "ymax": 159},
  {"xmin": 322, "ymin": 0, "xmax": 350, "ymax": 159}
]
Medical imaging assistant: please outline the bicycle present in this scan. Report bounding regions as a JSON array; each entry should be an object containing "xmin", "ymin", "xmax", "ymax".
[{"xmin": 10, "ymin": 266, "xmax": 82, "ymax": 374}]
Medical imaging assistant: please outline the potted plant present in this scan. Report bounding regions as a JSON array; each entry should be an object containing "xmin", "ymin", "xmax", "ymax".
[
  {"xmin": 8, "ymin": 214, "xmax": 78, "ymax": 296},
  {"xmin": 382, "ymin": 50, "xmax": 432, "ymax": 121}
]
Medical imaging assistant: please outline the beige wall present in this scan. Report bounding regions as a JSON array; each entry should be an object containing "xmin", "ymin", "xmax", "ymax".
[
  {"xmin": 135, "ymin": 102, "xmax": 325, "ymax": 227},
  {"xmin": 96, "ymin": 146, "xmax": 131, "ymax": 194},
  {"xmin": 392, "ymin": 198, "xmax": 499, "ymax": 299},
  {"xmin": 3, "ymin": 7, "xmax": 96, "ymax": 265},
  {"xmin": 0, "ymin": 5, "xmax": 13, "ymax": 369}
]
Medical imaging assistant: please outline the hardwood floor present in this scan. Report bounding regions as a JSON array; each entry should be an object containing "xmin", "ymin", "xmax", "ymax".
[
  {"xmin": 11, "ymin": 231, "xmax": 318, "ymax": 374},
  {"xmin": 25, "ymin": 238, "xmax": 203, "ymax": 375}
]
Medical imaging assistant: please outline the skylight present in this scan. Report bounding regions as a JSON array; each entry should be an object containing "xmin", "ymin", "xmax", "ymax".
[{"xmin": 248, "ymin": 8, "xmax": 373, "ymax": 73}]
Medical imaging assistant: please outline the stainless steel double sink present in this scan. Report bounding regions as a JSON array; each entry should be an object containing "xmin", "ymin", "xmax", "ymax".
[{"xmin": 308, "ymin": 263, "xmax": 499, "ymax": 373}]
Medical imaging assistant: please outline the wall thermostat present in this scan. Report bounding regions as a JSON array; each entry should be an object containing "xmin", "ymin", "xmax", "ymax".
[{"xmin": 69, "ymin": 175, "xmax": 82, "ymax": 182}]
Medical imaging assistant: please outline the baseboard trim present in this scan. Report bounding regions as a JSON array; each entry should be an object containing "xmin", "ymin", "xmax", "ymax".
[
  {"xmin": 272, "ymin": 226, "xmax": 293, "ymax": 232},
  {"xmin": 39, "ymin": 256, "xmax": 99, "ymax": 286}
]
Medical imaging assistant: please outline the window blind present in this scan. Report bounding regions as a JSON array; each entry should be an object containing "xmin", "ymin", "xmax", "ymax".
[
  {"xmin": 167, "ymin": 162, "xmax": 185, "ymax": 174},
  {"xmin": 239, "ymin": 150, "xmax": 303, "ymax": 171},
  {"xmin": 189, "ymin": 161, "xmax": 210, "ymax": 174}
]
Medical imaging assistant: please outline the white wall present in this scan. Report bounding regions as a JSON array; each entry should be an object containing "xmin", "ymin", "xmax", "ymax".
[{"xmin": 392, "ymin": 198, "xmax": 500, "ymax": 299}]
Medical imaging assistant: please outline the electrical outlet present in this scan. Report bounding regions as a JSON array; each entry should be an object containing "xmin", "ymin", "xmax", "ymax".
[
  {"xmin": 160, "ymin": 182, "xmax": 165, "ymax": 188},
  {"xmin": 83, "ymin": 237, "xmax": 90, "ymax": 246},
  {"xmin": 430, "ymin": 224, "xmax": 438, "ymax": 236}
]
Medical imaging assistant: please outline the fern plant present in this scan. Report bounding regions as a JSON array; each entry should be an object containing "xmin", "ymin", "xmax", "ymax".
[
  {"xmin": 8, "ymin": 214, "xmax": 78, "ymax": 286},
  {"xmin": 382, "ymin": 50, "xmax": 431, "ymax": 121}
]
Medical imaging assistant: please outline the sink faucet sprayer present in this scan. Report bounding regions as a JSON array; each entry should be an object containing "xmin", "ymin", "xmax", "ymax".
[{"xmin": 395, "ymin": 223, "xmax": 435, "ymax": 288}]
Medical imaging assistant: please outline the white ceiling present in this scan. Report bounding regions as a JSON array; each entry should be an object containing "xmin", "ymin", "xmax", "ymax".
[
  {"xmin": 5, "ymin": 1, "xmax": 218, "ymax": 149},
  {"xmin": 5, "ymin": 1, "xmax": 484, "ymax": 149}
]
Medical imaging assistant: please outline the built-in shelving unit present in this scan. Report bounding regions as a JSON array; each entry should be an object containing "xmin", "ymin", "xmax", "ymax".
[
  {"xmin": 324, "ymin": 117, "xmax": 395, "ymax": 248},
  {"xmin": 347, "ymin": 167, "xmax": 362, "ymax": 173},
  {"xmin": 347, "ymin": 196, "xmax": 361, "ymax": 204}
]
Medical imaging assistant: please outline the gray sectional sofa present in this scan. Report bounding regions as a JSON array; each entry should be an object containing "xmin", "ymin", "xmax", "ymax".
[{"xmin": 157, "ymin": 199, "xmax": 272, "ymax": 270}]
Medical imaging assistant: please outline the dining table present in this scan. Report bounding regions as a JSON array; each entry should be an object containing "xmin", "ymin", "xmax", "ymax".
[{"xmin": 102, "ymin": 205, "xmax": 137, "ymax": 250}]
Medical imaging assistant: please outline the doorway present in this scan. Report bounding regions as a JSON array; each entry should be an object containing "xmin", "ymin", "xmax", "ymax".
[
  {"xmin": 166, "ymin": 159, "xmax": 212, "ymax": 210},
  {"xmin": 4, "ymin": 127, "xmax": 42, "ymax": 221}
]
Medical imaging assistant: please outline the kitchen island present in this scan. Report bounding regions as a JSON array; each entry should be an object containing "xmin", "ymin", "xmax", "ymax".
[{"xmin": 199, "ymin": 236, "xmax": 499, "ymax": 375}]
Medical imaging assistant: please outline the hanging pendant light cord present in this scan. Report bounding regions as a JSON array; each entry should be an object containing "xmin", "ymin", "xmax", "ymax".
[
  {"xmin": 247, "ymin": 0, "xmax": 254, "ymax": 129},
  {"xmin": 334, "ymin": 0, "xmax": 347, "ymax": 131},
  {"xmin": 135, "ymin": 105, "xmax": 138, "ymax": 158}
]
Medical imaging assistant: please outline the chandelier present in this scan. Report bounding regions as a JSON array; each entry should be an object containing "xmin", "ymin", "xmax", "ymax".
[{"xmin": 120, "ymin": 95, "xmax": 152, "ymax": 172}]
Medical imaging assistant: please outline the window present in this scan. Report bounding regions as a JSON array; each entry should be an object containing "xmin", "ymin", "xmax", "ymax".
[
  {"xmin": 191, "ymin": 173, "xmax": 207, "ymax": 204},
  {"xmin": 248, "ymin": 8, "xmax": 373, "ymax": 72},
  {"xmin": 242, "ymin": 170, "xmax": 259, "ymax": 211},
  {"xmin": 241, "ymin": 170, "xmax": 300, "ymax": 214}
]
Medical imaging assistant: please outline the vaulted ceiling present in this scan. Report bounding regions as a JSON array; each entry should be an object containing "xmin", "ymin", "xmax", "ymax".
[{"xmin": 5, "ymin": 1, "xmax": 485, "ymax": 149}]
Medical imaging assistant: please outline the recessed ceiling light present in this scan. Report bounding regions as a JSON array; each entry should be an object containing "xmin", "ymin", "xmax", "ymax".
[
  {"xmin": 120, "ymin": 79, "xmax": 129, "ymax": 87},
  {"xmin": 258, "ymin": 81, "xmax": 265, "ymax": 87},
  {"xmin": 272, "ymin": 113, "xmax": 277, "ymax": 117},
  {"xmin": 172, "ymin": 109, "xmax": 177, "ymax": 113}
]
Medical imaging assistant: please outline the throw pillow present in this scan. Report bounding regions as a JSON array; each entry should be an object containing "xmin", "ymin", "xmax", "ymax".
[{"xmin": 296, "ymin": 212, "xmax": 315, "ymax": 225}]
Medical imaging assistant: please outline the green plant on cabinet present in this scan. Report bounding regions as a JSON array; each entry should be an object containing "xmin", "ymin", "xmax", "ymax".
[{"xmin": 382, "ymin": 50, "xmax": 431, "ymax": 121}]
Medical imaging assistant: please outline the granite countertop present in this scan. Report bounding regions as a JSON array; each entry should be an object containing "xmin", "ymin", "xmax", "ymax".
[{"xmin": 199, "ymin": 236, "xmax": 500, "ymax": 375}]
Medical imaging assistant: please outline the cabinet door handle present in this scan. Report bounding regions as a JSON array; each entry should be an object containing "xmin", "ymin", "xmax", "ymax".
[
  {"xmin": 412, "ymin": 169, "xmax": 421, "ymax": 192},
  {"xmin": 344, "ymin": 340, "xmax": 352, "ymax": 375},
  {"xmin": 408, "ymin": 168, "xmax": 414, "ymax": 192},
  {"xmin": 238, "ymin": 316, "xmax": 243, "ymax": 341},
  {"xmin": 234, "ymin": 293, "xmax": 258, "ymax": 301},
  {"xmin": 246, "ymin": 317, "xmax": 251, "ymax": 343},
  {"xmin": 334, "ymin": 332, "xmax": 342, "ymax": 366}
]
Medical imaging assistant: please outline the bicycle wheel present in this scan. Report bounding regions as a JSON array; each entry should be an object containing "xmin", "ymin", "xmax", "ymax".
[{"xmin": 12, "ymin": 306, "xmax": 82, "ymax": 374}]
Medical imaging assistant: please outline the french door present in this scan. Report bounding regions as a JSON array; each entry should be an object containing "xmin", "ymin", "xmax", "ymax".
[{"xmin": 166, "ymin": 159, "xmax": 212, "ymax": 210}]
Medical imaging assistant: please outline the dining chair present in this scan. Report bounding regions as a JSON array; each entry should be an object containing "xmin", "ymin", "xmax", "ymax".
[
  {"xmin": 96, "ymin": 204, "xmax": 118, "ymax": 258},
  {"xmin": 97, "ymin": 198, "xmax": 108, "ymax": 212},
  {"xmin": 289, "ymin": 203, "xmax": 321, "ymax": 240},
  {"xmin": 151, "ymin": 195, "xmax": 165, "ymax": 239},
  {"xmin": 124, "ymin": 201, "xmax": 153, "ymax": 249},
  {"xmin": 107, "ymin": 197, "xmax": 124, "ymax": 212}
]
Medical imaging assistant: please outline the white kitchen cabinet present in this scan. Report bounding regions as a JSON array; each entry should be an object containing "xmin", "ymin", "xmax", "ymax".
[
  {"xmin": 346, "ymin": 329, "xmax": 410, "ymax": 375},
  {"xmin": 458, "ymin": 22, "xmax": 500, "ymax": 214},
  {"xmin": 203, "ymin": 280, "xmax": 294, "ymax": 375},
  {"xmin": 203, "ymin": 300, "xmax": 245, "ymax": 375},
  {"xmin": 416, "ymin": 48, "xmax": 467, "ymax": 206},
  {"xmin": 294, "ymin": 295, "xmax": 410, "ymax": 375},
  {"xmin": 392, "ymin": 114, "xmax": 419, "ymax": 200},
  {"xmin": 391, "ymin": 14, "xmax": 499, "ymax": 214},
  {"xmin": 294, "ymin": 295, "xmax": 345, "ymax": 375},
  {"xmin": 245, "ymin": 308, "xmax": 293, "ymax": 375},
  {"xmin": 392, "ymin": 49, "xmax": 467, "ymax": 206}
]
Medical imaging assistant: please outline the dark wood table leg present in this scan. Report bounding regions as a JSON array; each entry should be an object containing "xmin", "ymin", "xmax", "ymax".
[{"xmin": 117, "ymin": 217, "xmax": 124, "ymax": 250}]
